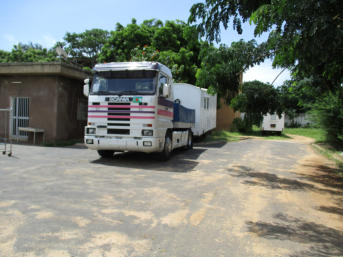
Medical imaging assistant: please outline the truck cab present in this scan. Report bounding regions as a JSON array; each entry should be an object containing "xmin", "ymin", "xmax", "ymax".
[{"xmin": 83, "ymin": 62, "xmax": 194, "ymax": 160}]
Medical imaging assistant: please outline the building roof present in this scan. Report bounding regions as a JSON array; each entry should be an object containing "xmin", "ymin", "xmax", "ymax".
[{"xmin": 0, "ymin": 62, "xmax": 89, "ymax": 80}]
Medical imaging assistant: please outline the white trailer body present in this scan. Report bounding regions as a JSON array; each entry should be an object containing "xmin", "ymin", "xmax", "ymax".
[
  {"xmin": 83, "ymin": 62, "xmax": 195, "ymax": 160},
  {"xmin": 261, "ymin": 113, "xmax": 285, "ymax": 133},
  {"xmin": 172, "ymin": 83, "xmax": 217, "ymax": 136}
]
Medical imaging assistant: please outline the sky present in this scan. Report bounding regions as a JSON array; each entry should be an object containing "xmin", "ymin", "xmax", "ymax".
[{"xmin": 1, "ymin": 0, "xmax": 290, "ymax": 86}]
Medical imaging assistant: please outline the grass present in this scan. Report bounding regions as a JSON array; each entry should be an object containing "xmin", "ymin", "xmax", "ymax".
[
  {"xmin": 284, "ymin": 128, "xmax": 326, "ymax": 143},
  {"xmin": 205, "ymin": 126, "xmax": 290, "ymax": 143}
]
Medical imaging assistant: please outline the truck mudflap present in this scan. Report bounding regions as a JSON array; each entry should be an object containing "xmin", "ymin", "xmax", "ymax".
[{"xmin": 84, "ymin": 136, "xmax": 163, "ymax": 153}]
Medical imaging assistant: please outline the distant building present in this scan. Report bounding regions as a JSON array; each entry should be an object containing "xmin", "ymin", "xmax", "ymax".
[{"xmin": 0, "ymin": 62, "xmax": 88, "ymax": 144}]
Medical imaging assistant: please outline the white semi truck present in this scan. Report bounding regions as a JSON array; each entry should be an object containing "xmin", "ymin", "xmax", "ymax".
[{"xmin": 83, "ymin": 62, "xmax": 196, "ymax": 160}]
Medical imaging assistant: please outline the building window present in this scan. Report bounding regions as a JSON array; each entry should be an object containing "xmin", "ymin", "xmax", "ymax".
[{"xmin": 203, "ymin": 97, "xmax": 209, "ymax": 109}]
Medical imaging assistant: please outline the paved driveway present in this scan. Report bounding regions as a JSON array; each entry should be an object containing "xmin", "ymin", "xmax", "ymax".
[{"xmin": 0, "ymin": 138, "xmax": 343, "ymax": 256}]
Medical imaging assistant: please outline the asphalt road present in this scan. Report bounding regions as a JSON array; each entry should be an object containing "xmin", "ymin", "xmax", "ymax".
[{"xmin": 0, "ymin": 138, "xmax": 343, "ymax": 257}]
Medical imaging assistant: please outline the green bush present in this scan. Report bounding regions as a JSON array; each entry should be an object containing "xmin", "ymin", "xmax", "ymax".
[
  {"xmin": 310, "ymin": 90, "xmax": 343, "ymax": 144},
  {"xmin": 231, "ymin": 117, "xmax": 252, "ymax": 132}
]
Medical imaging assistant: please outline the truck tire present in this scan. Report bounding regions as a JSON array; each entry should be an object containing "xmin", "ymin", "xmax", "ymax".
[
  {"xmin": 97, "ymin": 150, "xmax": 115, "ymax": 158},
  {"xmin": 187, "ymin": 130, "xmax": 193, "ymax": 149},
  {"xmin": 160, "ymin": 134, "xmax": 172, "ymax": 161}
]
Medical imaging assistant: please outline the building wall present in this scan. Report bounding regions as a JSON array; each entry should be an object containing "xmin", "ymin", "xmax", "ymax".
[
  {"xmin": 216, "ymin": 98, "xmax": 240, "ymax": 131},
  {"xmin": 0, "ymin": 76, "xmax": 58, "ymax": 142},
  {"xmin": 56, "ymin": 77, "xmax": 87, "ymax": 141}
]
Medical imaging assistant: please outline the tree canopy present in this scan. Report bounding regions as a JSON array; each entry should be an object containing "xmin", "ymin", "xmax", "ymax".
[
  {"xmin": 189, "ymin": 0, "xmax": 343, "ymax": 91},
  {"xmin": 0, "ymin": 43, "xmax": 57, "ymax": 63},
  {"xmin": 230, "ymin": 80, "xmax": 282, "ymax": 128},
  {"xmin": 60, "ymin": 28, "xmax": 110, "ymax": 69},
  {"xmin": 99, "ymin": 19, "xmax": 202, "ymax": 84},
  {"xmin": 196, "ymin": 39, "xmax": 268, "ymax": 101}
]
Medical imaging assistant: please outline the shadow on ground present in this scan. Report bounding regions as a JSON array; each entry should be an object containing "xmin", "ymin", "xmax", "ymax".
[
  {"xmin": 317, "ymin": 206, "xmax": 343, "ymax": 216},
  {"xmin": 299, "ymin": 164, "xmax": 343, "ymax": 191},
  {"xmin": 227, "ymin": 165, "xmax": 343, "ymax": 196},
  {"xmin": 91, "ymin": 147, "xmax": 206, "ymax": 173},
  {"xmin": 246, "ymin": 213, "xmax": 343, "ymax": 257},
  {"xmin": 194, "ymin": 141, "xmax": 228, "ymax": 148}
]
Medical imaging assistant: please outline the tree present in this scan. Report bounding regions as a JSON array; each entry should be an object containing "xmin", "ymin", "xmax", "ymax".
[
  {"xmin": 195, "ymin": 40, "xmax": 268, "ymax": 101},
  {"xmin": 0, "ymin": 43, "xmax": 57, "ymax": 63},
  {"xmin": 277, "ymin": 77, "xmax": 323, "ymax": 119},
  {"xmin": 100, "ymin": 18, "xmax": 158, "ymax": 62},
  {"xmin": 310, "ymin": 89, "xmax": 343, "ymax": 143},
  {"xmin": 100, "ymin": 19, "xmax": 202, "ymax": 84},
  {"xmin": 230, "ymin": 80, "xmax": 282, "ymax": 131},
  {"xmin": 189, "ymin": 0, "xmax": 343, "ymax": 91},
  {"xmin": 61, "ymin": 28, "xmax": 110, "ymax": 68},
  {"xmin": 0, "ymin": 50, "xmax": 10, "ymax": 62}
]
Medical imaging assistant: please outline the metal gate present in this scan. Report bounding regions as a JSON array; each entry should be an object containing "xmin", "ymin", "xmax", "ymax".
[{"xmin": 11, "ymin": 97, "xmax": 30, "ymax": 139}]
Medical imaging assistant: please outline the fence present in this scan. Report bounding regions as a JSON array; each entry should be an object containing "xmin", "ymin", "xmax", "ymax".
[{"xmin": 0, "ymin": 108, "xmax": 13, "ymax": 156}]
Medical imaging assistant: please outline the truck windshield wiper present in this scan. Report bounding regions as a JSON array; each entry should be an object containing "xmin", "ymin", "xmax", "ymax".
[
  {"xmin": 91, "ymin": 91, "xmax": 113, "ymax": 95},
  {"xmin": 117, "ymin": 91, "xmax": 139, "ymax": 96}
]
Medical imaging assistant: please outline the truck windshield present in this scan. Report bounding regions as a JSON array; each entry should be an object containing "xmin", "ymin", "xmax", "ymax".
[{"xmin": 90, "ymin": 70, "xmax": 157, "ymax": 95}]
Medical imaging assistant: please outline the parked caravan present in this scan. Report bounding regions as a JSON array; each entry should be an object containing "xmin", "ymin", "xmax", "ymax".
[
  {"xmin": 261, "ymin": 113, "xmax": 285, "ymax": 134},
  {"xmin": 172, "ymin": 83, "xmax": 217, "ymax": 136}
]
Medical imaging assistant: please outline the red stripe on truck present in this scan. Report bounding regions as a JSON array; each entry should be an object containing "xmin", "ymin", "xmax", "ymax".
[
  {"xmin": 157, "ymin": 109, "xmax": 173, "ymax": 118},
  {"xmin": 88, "ymin": 115, "xmax": 155, "ymax": 119}
]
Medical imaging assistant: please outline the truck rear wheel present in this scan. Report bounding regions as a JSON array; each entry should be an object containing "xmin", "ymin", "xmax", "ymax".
[
  {"xmin": 160, "ymin": 134, "xmax": 172, "ymax": 161},
  {"xmin": 187, "ymin": 130, "xmax": 193, "ymax": 149},
  {"xmin": 97, "ymin": 150, "xmax": 115, "ymax": 158}
]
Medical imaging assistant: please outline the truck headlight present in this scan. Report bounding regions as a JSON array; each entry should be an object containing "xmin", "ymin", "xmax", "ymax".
[
  {"xmin": 142, "ymin": 129, "xmax": 153, "ymax": 136},
  {"xmin": 87, "ymin": 127, "xmax": 96, "ymax": 134},
  {"xmin": 86, "ymin": 139, "xmax": 94, "ymax": 144}
]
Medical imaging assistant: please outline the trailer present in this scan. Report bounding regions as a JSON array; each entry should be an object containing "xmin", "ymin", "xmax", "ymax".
[
  {"xmin": 172, "ymin": 83, "xmax": 217, "ymax": 136},
  {"xmin": 83, "ymin": 62, "xmax": 195, "ymax": 160},
  {"xmin": 261, "ymin": 113, "xmax": 285, "ymax": 134}
]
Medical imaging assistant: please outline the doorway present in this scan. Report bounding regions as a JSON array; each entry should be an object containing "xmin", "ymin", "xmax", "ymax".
[{"xmin": 10, "ymin": 97, "xmax": 30, "ymax": 140}]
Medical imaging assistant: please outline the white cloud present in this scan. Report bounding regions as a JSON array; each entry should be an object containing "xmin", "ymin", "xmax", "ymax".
[{"xmin": 243, "ymin": 60, "xmax": 291, "ymax": 86}]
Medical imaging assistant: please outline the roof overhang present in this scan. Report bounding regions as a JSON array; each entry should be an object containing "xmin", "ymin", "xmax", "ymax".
[{"xmin": 0, "ymin": 62, "xmax": 89, "ymax": 80}]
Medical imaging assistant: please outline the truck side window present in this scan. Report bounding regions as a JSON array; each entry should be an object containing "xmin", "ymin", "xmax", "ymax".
[{"xmin": 159, "ymin": 75, "xmax": 167, "ymax": 96}]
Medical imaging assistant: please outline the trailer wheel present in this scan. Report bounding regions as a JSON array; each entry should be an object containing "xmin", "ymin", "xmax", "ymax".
[
  {"xmin": 160, "ymin": 134, "xmax": 172, "ymax": 161},
  {"xmin": 187, "ymin": 130, "xmax": 193, "ymax": 149},
  {"xmin": 97, "ymin": 150, "xmax": 115, "ymax": 158}
]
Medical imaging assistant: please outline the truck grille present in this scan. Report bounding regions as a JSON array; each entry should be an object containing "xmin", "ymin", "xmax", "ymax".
[
  {"xmin": 107, "ymin": 123, "xmax": 130, "ymax": 127},
  {"xmin": 108, "ymin": 102, "xmax": 130, "ymax": 121},
  {"xmin": 107, "ymin": 129, "xmax": 130, "ymax": 135}
]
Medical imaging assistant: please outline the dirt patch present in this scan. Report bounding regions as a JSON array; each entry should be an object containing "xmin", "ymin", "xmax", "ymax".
[
  {"xmin": 161, "ymin": 209, "xmax": 189, "ymax": 227},
  {"xmin": 286, "ymin": 134, "xmax": 316, "ymax": 144}
]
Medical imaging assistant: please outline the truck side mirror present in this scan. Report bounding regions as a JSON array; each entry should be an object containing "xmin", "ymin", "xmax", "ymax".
[
  {"xmin": 83, "ymin": 78, "xmax": 90, "ymax": 97},
  {"xmin": 163, "ymin": 84, "xmax": 169, "ymax": 98}
]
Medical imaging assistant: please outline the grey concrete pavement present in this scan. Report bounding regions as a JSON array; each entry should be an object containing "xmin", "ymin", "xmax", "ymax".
[{"xmin": 0, "ymin": 139, "xmax": 343, "ymax": 256}]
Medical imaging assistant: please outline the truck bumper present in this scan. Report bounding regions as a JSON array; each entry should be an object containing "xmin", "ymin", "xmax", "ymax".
[{"xmin": 84, "ymin": 136, "xmax": 163, "ymax": 153}]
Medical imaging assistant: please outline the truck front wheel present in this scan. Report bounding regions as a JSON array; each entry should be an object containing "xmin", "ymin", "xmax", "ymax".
[
  {"xmin": 97, "ymin": 150, "xmax": 115, "ymax": 158},
  {"xmin": 160, "ymin": 134, "xmax": 172, "ymax": 161}
]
